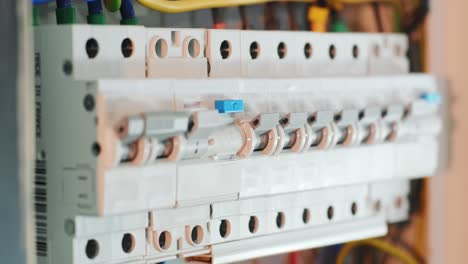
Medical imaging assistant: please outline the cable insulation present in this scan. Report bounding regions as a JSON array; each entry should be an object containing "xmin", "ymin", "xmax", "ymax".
[
  {"xmin": 137, "ymin": 0, "xmax": 401, "ymax": 14},
  {"xmin": 336, "ymin": 239, "xmax": 418, "ymax": 264}
]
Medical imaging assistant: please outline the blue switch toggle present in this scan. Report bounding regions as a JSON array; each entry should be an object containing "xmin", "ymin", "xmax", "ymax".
[
  {"xmin": 420, "ymin": 92, "xmax": 442, "ymax": 104},
  {"xmin": 215, "ymin": 99, "xmax": 244, "ymax": 113}
]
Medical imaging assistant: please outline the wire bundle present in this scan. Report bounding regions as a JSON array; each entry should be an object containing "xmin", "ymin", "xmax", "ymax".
[
  {"xmin": 32, "ymin": 0, "xmax": 138, "ymax": 25},
  {"xmin": 336, "ymin": 238, "xmax": 419, "ymax": 264}
]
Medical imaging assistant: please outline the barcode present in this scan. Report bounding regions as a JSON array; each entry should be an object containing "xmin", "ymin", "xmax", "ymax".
[{"xmin": 35, "ymin": 158, "xmax": 48, "ymax": 257}]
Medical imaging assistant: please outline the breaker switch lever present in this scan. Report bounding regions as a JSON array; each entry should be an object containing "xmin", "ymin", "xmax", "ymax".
[
  {"xmin": 281, "ymin": 112, "xmax": 310, "ymax": 152},
  {"xmin": 334, "ymin": 109, "xmax": 359, "ymax": 146}
]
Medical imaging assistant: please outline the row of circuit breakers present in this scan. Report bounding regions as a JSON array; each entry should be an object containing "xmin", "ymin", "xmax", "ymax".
[{"xmin": 34, "ymin": 25, "xmax": 443, "ymax": 264}]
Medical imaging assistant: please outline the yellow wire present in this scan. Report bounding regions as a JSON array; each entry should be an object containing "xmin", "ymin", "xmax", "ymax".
[
  {"xmin": 340, "ymin": 0, "xmax": 402, "ymax": 12},
  {"xmin": 336, "ymin": 238, "xmax": 418, "ymax": 264},
  {"xmin": 137, "ymin": 0, "xmax": 311, "ymax": 13},
  {"xmin": 137, "ymin": 0, "xmax": 401, "ymax": 14}
]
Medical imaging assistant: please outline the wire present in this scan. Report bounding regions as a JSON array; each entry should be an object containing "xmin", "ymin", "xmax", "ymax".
[
  {"xmin": 120, "ymin": 0, "xmax": 139, "ymax": 24},
  {"xmin": 137, "ymin": 0, "xmax": 401, "ymax": 14},
  {"xmin": 336, "ymin": 0, "xmax": 402, "ymax": 13},
  {"xmin": 336, "ymin": 239, "xmax": 418, "ymax": 264},
  {"xmin": 87, "ymin": 0, "xmax": 106, "ymax": 24},
  {"xmin": 288, "ymin": 251, "xmax": 300, "ymax": 264},
  {"xmin": 238, "ymin": 6, "xmax": 250, "ymax": 29},
  {"xmin": 307, "ymin": 3, "xmax": 329, "ymax": 32},
  {"xmin": 88, "ymin": 0, "xmax": 104, "ymax": 15},
  {"xmin": 33, "ymin": 0, "xmax": 54, "ymax": 4},
  {"xmin": 33, "ymin": 6, "xmax": 40, "ymax": 25},
  {"xmin": 104, "ymin": 0, "xmax": 122, "ymax": 12},
  {"xmin": 55, "ymin": 0, "xmax": 75, "ymax": 24},
  {"xmin": 286, "ymin": 2, "xmax": 299, "ymax": 30},
  {"xmin": 138, "ymin": 0, "xmax": 308, "ymax": 13},
  {"xmin": 403, "ymin": 0, "xmax": 428, "ymax": 33},
  {"xmin": 56, "ymin": 0, "xmax": 71, "ymax": 8},
  {"xmin": 372, "ymin": 2, "xmax": 384, "ymax": 32},
  {"xmin": 264, "ymin": 2, "xmax": 279, "ymax": 30},
  {"xmin": 212, "ymin": 8, "xmax": 227, "ymax": 29}
]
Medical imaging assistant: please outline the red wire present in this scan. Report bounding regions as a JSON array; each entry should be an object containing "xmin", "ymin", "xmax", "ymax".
[
  {"xmin": 213, "ymin": 22, "xmax": 227, "ymax": 29},
  {"xmin": 288, "ymin": 251, "xmax": 300, "ymax": 264}
]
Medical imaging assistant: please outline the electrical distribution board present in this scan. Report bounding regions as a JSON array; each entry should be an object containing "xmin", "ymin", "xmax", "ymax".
[{"xmin": 34, "ymin": 25, "xmax": 443, "ymax": 264}]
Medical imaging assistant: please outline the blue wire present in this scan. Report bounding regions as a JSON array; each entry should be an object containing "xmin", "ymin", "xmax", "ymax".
[
  {"xmin": 87, "ymin": 0, "xmax": 103, "ymax": 15},
  {"xmin": 120, "ymin": 0, "xmax": 136, "ymax": 20},
  {"xmin": 33, "ymin": 0, "xmax": 99, "ymax": 4},
  {"xmin": 33, "ymin": 0, "xmax": 54, "ymax": 4},
  {"xmin": 56, "ymin": 0, "xmax": 72, "ymax": 8}
]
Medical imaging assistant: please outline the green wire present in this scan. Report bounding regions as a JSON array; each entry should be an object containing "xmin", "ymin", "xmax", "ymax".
[
  {"xmin": 33, "ymin": 6, "xmax": 40, "ymax": 26},
  {"xmin": 393, "ymin": 4, "xmax": 402, "ymax": 32},
  {"xmin": 56, "ymin": 6, "xmax": 76, "ymax": 24},
  {"xmin": 104, "ymin": 0, "xmax": 122, "ymax": 12}
]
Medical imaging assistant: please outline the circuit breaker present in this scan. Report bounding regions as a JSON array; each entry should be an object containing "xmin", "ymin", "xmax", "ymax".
[{"xmin": 34, "ymin": 25, "xmax": 443, "ymax": 264}]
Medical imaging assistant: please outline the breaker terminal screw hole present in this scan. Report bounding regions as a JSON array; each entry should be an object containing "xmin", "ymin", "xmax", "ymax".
[
  {"xmin": 121, "ymin": 233, "xmax": 135, "ymax": 254},
  {"xmin": 249, "ymin": 41, "xmax": 260, "ymax": 59},
  {"xmin": 381, "ymin": 109, "xmax": 388, "ymax": 118},
  {"xmin": 188, "ymin": 38, "xmax": 201, "ymax": 58},
  {"xmin": 92, "ymin": 142, "xmax": 101, "ymax": 156},
  {"xmin": 158, "ymin": 231, "xmax": 171, "ymax": 250},
  {"xmin": 63, "ymin": 60, "xmax": 73, "ymax": 75},
  {"xmin": 190, "ymin": 225, "xmax": 203, "ymax": 245},
  {"xmin": 358, "ymin": 110, "xmax": 365, "ymax": 120},
  {"xmin": 187, "ymin": 118, "xmax": 195, "ymax": 133},
  {"xmin": 373, "ymin": 45, "xmax": 380, "ymax": 57},
  {"xmin": 155, "ymin": 38, "xmax": 168, "ymax": 58},
  {"xmin": 327, "ymin": 206, "xmax": 334, "ymax": 220},
  {"xmin": 83, "ymin": 94, "xmax": 95, "ymax": 111},
  {"xmin": 403, "ymin": 106, "xmax": 411, "ymax": 119},
  {"xmin": 220, "ymin": 40, "xmax": 231, "ymax": 59},
  {"xmin": 252, "ymin": 118, "xmax": 260, "ymax": 128},
  {"xmin": 395, "ymin": 196, "xmax": 403, "ymax": 208},
  {"xmin": 86, "ymin": 38, "xmax": 99, "ymax": 59},
  {"xmin": 351, "ymin": 202, "xmax": 358, "ymax": 216},
  {"xmin": 304, "ymin": 43, "xmax": 312, "ymax": 59},
  {"xmin": 352, "ymin": 45, "xmax": 359, "ymax": 59},
  {"xmin": 219, "ymin": 219, "xmax": 231, "ymax": 238},
  {"xmin": 374, "ymin": 200, "xmax": 382, "ymax": 212},
  {"xmin": 276, "ymin": 212, "xmax": 285, "ymax": 229},
  {"xmin": 248, "ymin": 216, "xmax": 258, "ymax": 234},
  {"xmin": 118, "ymin": 126, "xmax": 125, "ymax": 134},
  {"xmin": 334, "ymin": 113, "xmax": 342, "ymax": 122},
  {"xmin": 394, "ymin": 45, "xmax": 402, "ymax": 57},
  {"xmin": 302, "ymin": 208, "xmax": 310, "ymax": 224},
  {"xmin": 329, "ymin": 45, "xmax": 336, "ymax": 59},
  {"xmin": 277, "ymin": 42, "xmax": 287, "ymax": 59},
  {"xmin": 121, "ymin": 38, "xmax": 134, "ymax": 58},
  {"xmin": 85, "ymin": 239, "xmax": 99, "ymax": 259},
  {"xmin": 308, "ymin": 115, "xmax": 316, "ymax": 123}
]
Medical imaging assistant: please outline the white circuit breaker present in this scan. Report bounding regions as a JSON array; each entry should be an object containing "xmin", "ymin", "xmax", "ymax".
[{"xmin": 34, "ymin": 25, "xmax": 443, "ymax": 264}]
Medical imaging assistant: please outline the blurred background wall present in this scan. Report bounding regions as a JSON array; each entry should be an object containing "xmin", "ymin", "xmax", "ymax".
[{"xmin": 429, "ymin": 0, "xmax": 468, "ymax": 263}]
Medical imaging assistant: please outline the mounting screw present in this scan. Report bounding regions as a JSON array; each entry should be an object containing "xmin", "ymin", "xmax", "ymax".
[
  {"xmin": 327, "ymin": 206, "xmax": 334, "ymax": 220},
  {"xmin": 63, "ymin": 60, "xmax": 73, "ymax": 76},
  {"xmin": 92, "ymin": 142, "xmax": 101, "ymax": 156},
  {"xmin": 64, "ymin": 219, "xmax": 75, "ymax": 236},
  {"xmin": 83, "ymin": 94, "xmax": 95, "ymax": 112}
]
